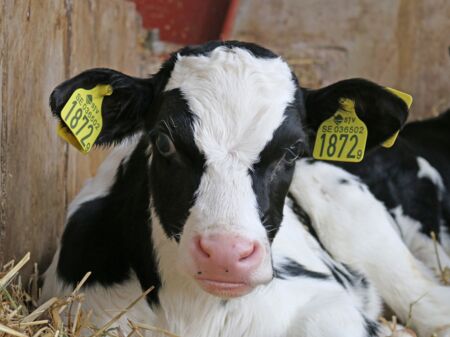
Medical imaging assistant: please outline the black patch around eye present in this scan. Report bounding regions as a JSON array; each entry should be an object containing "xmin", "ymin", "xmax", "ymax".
[
  {"xmin": 149, "ymin": 89, "xmax": 206, "ymax": 240},
  {"xmin": 251, "ymin": 99, "xmax": 307, "ymax": 242}
]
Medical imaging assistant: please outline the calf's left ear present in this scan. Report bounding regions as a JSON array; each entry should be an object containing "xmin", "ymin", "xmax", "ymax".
[{"xmin": 303, "ymin": 78, "xmax": 410, "ymax": 150}]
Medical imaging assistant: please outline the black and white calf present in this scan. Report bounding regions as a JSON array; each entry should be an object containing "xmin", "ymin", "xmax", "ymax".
[
  {"xmin": 42, "ymin": 41, "xmax": 450, "ymax": 337},
  {"xmin": 340, "ymin": 109, "xmax": 450, "ymax": 273}
]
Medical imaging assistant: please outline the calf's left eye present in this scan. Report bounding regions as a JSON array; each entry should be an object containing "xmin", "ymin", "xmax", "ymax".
[{"xmin": 284, "ymin": 141, "xmax": 304, "ymax": 164}]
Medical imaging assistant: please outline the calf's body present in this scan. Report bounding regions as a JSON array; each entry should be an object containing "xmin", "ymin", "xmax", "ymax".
[{"xmin": 341, "ymin": 110, "xmax": 450, "ymax": 272}]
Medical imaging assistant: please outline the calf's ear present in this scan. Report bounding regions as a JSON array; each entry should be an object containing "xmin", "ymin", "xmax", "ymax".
[
  {"xmin": 50, "ymin": 68, "xmax": 154, "ymax": 147},
  {"xmin": 303, "ymin": 78, "xmax": 410, "ymax": 150}
]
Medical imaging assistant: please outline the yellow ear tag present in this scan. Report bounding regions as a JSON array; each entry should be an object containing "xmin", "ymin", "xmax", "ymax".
[
  {"xmin": 380, "ymin": 87, "xmax": 413, "ymax": 148},
  {"xmin": 313, "ymin": 98, "xmax": 367, "ymax": 162},
  {"xmin": 57, "ymin": 123, "xmax": 84, "ymax": 151},
  {"xmin": 57, "ymin": 84, "xmax": 113, "ymax": 153}
]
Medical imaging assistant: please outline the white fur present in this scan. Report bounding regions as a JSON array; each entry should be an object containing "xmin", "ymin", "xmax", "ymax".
[
  {"xmin": 291, "ymin": 159, "xmax": 450, "ymax": 337},
  {"xmin": 391, "ymin": 206, "xmax": 450, "ymax": 276}
]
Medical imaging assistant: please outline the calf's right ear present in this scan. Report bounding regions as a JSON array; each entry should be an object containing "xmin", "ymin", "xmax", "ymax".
[{"xmin": 50, "ymin": 68, "xmax": 154, "ymax": 147}]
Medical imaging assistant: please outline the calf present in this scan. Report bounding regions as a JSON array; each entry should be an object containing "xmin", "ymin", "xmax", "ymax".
[
  {"xmin": 340, "ymin": 109, "xmax": 450, "ymax": 273},
  {"xmin": 41, "ymin": 41, "xmax": 448, "ymax": 337}
]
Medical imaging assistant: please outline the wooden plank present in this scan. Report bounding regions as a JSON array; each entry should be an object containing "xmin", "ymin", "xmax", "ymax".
[
  {"xmin": 232, "ymin": 0, "xmax": 450, "ymax": 119},
  {"xmin": 0, "ymin": 0, "xmax": 6, "ymax": 261},
  {"xmin": 0, "ymin": 0, "xmax": 68, "ymax": 270}
]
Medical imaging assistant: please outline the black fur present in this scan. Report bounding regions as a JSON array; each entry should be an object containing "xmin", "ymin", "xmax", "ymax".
[
  {"xmin": 176, "ymin": 40, "xmax": 278, "ymax": 59},
  {"xmin": 287, "ymin": 192, "xmax": 320, "ymax": 242},
  {"xmin": 274, "ymin": 257, "xmax": 330, "ymax": 280},
  {"xmin": 364, "ymin": 316, "xmax": 380, "ymax": 337}
]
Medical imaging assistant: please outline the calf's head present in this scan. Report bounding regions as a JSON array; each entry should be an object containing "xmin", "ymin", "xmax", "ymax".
[{"xmin": 50, "ymin": 41, "xmax": 408, "ymax": 298}]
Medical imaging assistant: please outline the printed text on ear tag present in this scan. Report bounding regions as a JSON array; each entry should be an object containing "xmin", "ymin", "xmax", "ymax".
[
  {"xmin": 58, "ymin": 84, "xmax": 113, "ymax": 153},
  {"xmin": 381, "ymin": 87, "xmax": 413, "ymax": 148},
  {"xmin": 313, "ymin": 98, "xmax": 368, "ymax": 163}
]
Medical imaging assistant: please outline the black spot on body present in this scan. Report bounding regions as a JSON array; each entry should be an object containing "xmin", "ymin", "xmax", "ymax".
[
  {"xmin": 274, "ymin": 257, "xmax": 330, "ymax": 280},
  {"xmin": 57, "ymin": 138, "xmax": 162, "ymax": 307},
  {"xmin": 364, "ymin": 316, "xmax": 380, "ymax": 337},
  {"xmin": 340, "ymin": 136, "xmax": 448, "ymax": 239},
  {"xmin": 287, "ymin": 193, "xmax": 321, "ymax": 244}
]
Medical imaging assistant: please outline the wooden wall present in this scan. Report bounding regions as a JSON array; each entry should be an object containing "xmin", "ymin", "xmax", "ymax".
[
  {"xmin": 232, "ymin": 0, "xmax": 450, "ymax": 119},
  {"xmin": 0, "ymin": 0, "xmax": 146, "ymax": 273}
]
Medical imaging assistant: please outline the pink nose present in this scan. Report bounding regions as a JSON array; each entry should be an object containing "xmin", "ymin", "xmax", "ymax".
[{"xmin": 190, "ymin": 234, "xmax": 263, "ymax": 281}]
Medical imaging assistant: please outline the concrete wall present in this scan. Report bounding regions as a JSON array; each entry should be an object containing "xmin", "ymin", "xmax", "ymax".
[
  {"xmin": 232, "ymin": 0, "xmax": 450, "ymax": 119},
  {"xmin": 0, "ymin": 0, "xmax": 146, "ymax": 273}
]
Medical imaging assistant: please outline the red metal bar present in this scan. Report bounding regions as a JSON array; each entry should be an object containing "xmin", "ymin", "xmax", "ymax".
[{"xmin": 220, "ymin": 0, "xmax": 240, "ymax": 41}]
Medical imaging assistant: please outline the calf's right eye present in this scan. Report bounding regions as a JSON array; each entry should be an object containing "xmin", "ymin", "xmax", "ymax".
[{"xmin": 155, "ymin": 133, "xmax": 176, "ymax": 157}]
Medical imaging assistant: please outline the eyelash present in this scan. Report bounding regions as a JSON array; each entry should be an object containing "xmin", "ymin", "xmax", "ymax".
[
  {"xmin": 283, "ymin": 141, "xmax": 304, "ymax": 165},
  {"xmin": 151, "ymin": 131, "xmax": 176, "ymax": 158}
]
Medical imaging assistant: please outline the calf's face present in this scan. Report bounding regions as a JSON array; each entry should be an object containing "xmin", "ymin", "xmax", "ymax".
[
  {"xmin": 150, "ymin": 48, "xmax": 305, "ymax": 297},
  {"xmin": 49, "ymin": 41, "xmax": 409, "ymax": 298}
]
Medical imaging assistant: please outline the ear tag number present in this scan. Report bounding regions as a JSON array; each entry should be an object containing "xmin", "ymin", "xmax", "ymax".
[
  {"xmin": 381, "ymin": 87, "xmax": 413, "ymax": 148},
  {"xmin": 57, "ymin": 84, "xmax": 113, "ymax": 153},
  {"xmin": 313, "ymin": 98, "xmax": 368, "ymax": 163}
]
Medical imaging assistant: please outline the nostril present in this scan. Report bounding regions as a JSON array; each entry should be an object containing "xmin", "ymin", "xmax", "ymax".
[
  {"xmin": 238, "ymin": 242, "xmax": 257, "ymax": 262},
  {"xmin": 197, "ymin": 237, "xmax": 211, "ymax": 258}
]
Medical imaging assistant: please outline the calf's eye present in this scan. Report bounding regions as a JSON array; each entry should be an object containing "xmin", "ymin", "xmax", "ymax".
[
  {"xmin": 284, "ymin": 141, "xmax": 304, "ymax": 165},
  {"xmin": 155, "ymin": 133, "xmax": 176, "ymax": 157}
]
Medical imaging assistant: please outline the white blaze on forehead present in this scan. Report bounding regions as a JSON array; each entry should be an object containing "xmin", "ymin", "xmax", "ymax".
[{"xmin": 165, "ymin": 47, "xmax": 296, "ymax": 166}]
